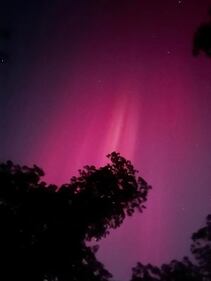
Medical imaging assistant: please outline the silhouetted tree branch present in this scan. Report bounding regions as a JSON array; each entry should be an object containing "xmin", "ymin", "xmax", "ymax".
[
  {"xmin": 191, "ymin": 214, "xmax": 211, "ymax": 280},
  {"xmin": 193, "ymin": 10, "xmax": 211, "ymax": 57},
  {"xmin": 0, "ymin": 152, "xmax": 151, "ymax": 281},
  {"xmin": 130, "ymin": 215, "xmax": 211, "ymax": 281}
]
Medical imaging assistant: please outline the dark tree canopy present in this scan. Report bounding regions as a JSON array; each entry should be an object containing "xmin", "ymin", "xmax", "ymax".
[
  {"xmin": 130, "ymin": 259, "xmax": 202, "ymax": 281},
  {"xmin": 193, "ymin": 23, "xmax": 211, "ymax": 57},
  {"xmin": 193, "ymin": 10, "xmax": 211, "ymax": 57},
  {"xmin": 0, "ymin": 152, "xmax": 151, "ymax": 281},
  {"xmin": 2, "ymin": 150, "xmax": 211, "ymax": 281},
  {"xmin": 130, "ymin": 215, "xmax": 211, "ymax": 281},
  {"xmin": 191, "ymin": 214, "xmax": 211, "ymax": 280}
]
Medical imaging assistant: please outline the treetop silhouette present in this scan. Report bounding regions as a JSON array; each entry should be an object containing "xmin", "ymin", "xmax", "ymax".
[
  {"xmin": 0, "ymin": 152, "xmax": 151, "ymax": 281},
  {"xmin": 193, "ymin": 9, "xmax": 211, "ymax": 57},
  {"xmin": 130, "ymin": 215, "xmax": 211, "ymax": 281}
]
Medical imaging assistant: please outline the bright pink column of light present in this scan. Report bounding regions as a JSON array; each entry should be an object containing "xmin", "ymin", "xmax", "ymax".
[{"xmin": 33, "ymin": 73, "xmax": 140, "ymax": 184}]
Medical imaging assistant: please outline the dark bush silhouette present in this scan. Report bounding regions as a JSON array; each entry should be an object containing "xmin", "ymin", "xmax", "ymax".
[{"xmin": 0, "ymin": 152, "xmax": 151, "ymax": 281}]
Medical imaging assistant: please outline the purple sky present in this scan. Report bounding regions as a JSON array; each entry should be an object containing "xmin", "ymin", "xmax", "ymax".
[{"xmin": 1, "ymin": 1, "xmax": 211, "ymax": 280}]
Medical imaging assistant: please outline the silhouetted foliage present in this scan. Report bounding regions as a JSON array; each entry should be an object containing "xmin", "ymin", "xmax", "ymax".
[
  {"xmin": 130, "ymin": 215, "xmax": 211, "ymax": 281},
  {"xmin": 0, "ymin": 152, "xmax": 151, "ymax": 281},
  {"xmin": 130, "ymin": 258, "xmax": 202, "ymax": 281},
  {"xmin": 3, "ymin": 151, "xmax": 211, "ymax": 281},
  {"xmin": 191, "ymin": 214, "xmax": 211, "ymax": 280},
  {"xmin": 193, "ymin": 10, "xmax": 211, "ymax": 57}
]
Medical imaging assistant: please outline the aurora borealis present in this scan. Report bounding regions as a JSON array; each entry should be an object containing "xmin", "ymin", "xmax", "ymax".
[{"xmin": 1, "ymin": 1, "xmax": 211, "ymax": 280}]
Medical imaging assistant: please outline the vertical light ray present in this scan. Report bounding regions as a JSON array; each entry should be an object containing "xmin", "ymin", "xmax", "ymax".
[{"xmin": 102, "ymin": 89, "xmax": 140, "ymax": 162}]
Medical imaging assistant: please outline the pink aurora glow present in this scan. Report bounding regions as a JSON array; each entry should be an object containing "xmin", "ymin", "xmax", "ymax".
[{"xmin": 2, "ymin": 1, "xmax": 211, "ymax": 281}]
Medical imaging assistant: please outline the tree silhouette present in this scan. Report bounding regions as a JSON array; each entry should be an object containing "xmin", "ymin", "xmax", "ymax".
[
  {"xmin": 190, "ymin": 10, "xmax": 211, "ymax": 279},
  {"xmin": 191, "ymin": 214, "xmax": 211, "ymax": 280},
  {"xmin": 0, "ymin": 152, "xmax": 151, "ymax": 281},
  {"xmin": 193, "ymin": 10, "xmax": 211, "ymax": 57},
  {"xmin": 130, "ymin": 258, "xmax": 202, "ymax": 281},
  {"xmin": 128, "ymin": 14, "xmax": 211, "ymax": 280},
  {"xmin": 130, "ymin": 215, "xmax": 211, "ymax": 281}
]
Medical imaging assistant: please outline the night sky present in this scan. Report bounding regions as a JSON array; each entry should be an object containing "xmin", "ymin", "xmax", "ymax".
[{"xmin": 1, "ymin": 1, "xmax": 211, "ymax": 280}]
